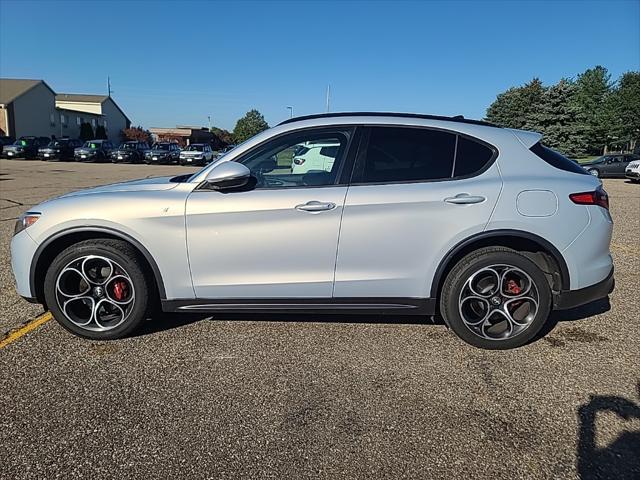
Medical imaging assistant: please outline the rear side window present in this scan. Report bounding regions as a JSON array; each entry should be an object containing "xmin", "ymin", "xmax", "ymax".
[
  {"xmin": 359, "ymin": 127, "xmax": 456, "ymax": 183},
  {"xmin": 530, "ymin": 142, "xmax": 588, "ymax": 175},
  {"xmin": 454, "ymin": 137, "xmax": 494, "ymax": 177}
]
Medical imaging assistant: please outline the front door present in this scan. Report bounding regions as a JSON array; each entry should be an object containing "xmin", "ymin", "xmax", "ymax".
[{"xmin": 186, "ymin": 127, "xmax": 355, "ymax": 299}]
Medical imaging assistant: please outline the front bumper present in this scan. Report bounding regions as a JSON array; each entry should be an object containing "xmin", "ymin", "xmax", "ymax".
[
  {"xmin": 625, "ymin": 170, "xmax": 639, "ymax": 179},
  {"xmin": 10, "ymin": 230, "xmax": 39, "ymax": 300},
  {"xmin": 554, "ymin": 267, "xmax": 614, "ymax": 310}
]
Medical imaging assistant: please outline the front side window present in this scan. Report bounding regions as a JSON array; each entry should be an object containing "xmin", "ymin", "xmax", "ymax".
[
  {"xmin": 357, "ymin": 127, "xmax": 456, "ymax": 183},
  {"xmin": 238, "ymin": 130, "xmax": 350, "ymax": 189}
]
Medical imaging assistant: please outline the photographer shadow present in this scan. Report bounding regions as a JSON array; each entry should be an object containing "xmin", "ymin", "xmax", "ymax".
[{"xmin": 577, "ymin": 386, "xmax": 640, "ymax": 479}]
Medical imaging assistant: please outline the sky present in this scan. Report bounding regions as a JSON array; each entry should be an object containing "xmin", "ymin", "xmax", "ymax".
[{"xmin": 1, "ymin": 0, "xmax": 638, "ymax": 131}]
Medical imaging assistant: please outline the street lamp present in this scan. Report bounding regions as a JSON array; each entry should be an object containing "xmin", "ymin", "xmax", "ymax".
[{"xmin": 286, "ymin": 106, "xmax": 293, "ymax": 118}]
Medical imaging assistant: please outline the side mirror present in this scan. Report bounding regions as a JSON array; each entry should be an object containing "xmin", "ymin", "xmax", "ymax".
[{"xmin": 205, "ymin": 162, "xmax": 251, "ymax": 190}]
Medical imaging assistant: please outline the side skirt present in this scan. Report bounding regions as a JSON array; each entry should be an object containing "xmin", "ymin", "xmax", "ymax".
[{"xmin": 161, "ymin": 297, "xmax": 436, "ymax": 316}]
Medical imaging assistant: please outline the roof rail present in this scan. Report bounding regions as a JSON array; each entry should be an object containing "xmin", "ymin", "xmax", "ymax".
[{"xmin": 278, "ymin": 112, "xmax": 499, "ymax": 127}]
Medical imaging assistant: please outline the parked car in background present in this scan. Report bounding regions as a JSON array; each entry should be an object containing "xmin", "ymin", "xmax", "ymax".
[
  {"xmin": 38, "ymin": 138, "xmax": 83, "ymax": 161},
  {"xmin": 179, "ymin": 143, "xmax": 214, "ymax": 166},
  {"xmin": 74, "ymin": 140, "xmax": 115, "ymax": 163},
  {"xmin": 11, "ymin": 112, "xmax": 614, "ymax": 350},
  {"xmin": 0, "ymin": 135, "xmax": 15, "ymax": 155},
  {"xmin": 145, "ymin": 142, "xmax": 180, "ymax": 164},
  {"xmin": 625, "ymin": 159, "xmax": 640, "ymax": 183},
  {"xmin": 111, "ymin": 141, "xmax": 150, "ymax": 164},
  {"xmin": 582, "ymin": 153, "xmax": 640, "ymax": 178},
  {"xmin": 2, "ymin": 136, "xmax": 50, "ymax": 159},
  {"xmin": 291, "ymin": 141, "xmax": 340, "ymax": 174}
]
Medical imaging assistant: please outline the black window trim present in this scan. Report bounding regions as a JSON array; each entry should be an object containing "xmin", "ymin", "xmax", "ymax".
[
  {"xmin": 349, "ymin": 125, "xmax": 499, "ymax": 187},
  {"xmin": 196, "ymin": 125, "xmax": 360, "ymax": 192}
]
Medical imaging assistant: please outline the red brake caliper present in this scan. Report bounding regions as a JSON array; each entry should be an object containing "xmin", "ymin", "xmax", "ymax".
[
  {"xmin": 506, "ymin": 279, "xmax": 522, "ymax": 295},
  {"xmin": 112, "ymin": 280, "xmax": 128, "ymax": 301}
]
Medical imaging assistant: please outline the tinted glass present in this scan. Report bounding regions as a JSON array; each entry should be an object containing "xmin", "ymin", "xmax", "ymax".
[
  {"xmin": 530, "ymin": 143, "xmax": 588, "ymax": 175},
  {"xmin": 360, "ymin": 127, "xmax": 456, "ymax": 183},
  {"xmin": 454, "ymin": 137, "xmax": 494, "ymax": 177}
]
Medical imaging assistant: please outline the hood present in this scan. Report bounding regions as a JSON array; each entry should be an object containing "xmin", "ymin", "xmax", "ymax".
[
  {"xmin": 76, "ymin": 147, "xmax": 98, "ymax": 153},
  {"xmin": 181, "ymin": 150, "xmax": 204, "ymax": 156},
  {"xmin": 5, "ymin": 145, "xmax": 24, "ymax": 151},
  {"xmin": 113, "ymin": 149, "xmax": 137, "ymax": 155},
  {"xmin": 149, "ymin": 149, "xmax": 171, "ymax": 155},
  {"xmin": 56, "ymin": 176, "xmax": 181, "ymax": 199}
]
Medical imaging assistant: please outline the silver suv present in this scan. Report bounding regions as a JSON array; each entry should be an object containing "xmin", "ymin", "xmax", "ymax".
[{"xmin": 11, "ymin": 113, "xmax": 614, "ymax": 349}]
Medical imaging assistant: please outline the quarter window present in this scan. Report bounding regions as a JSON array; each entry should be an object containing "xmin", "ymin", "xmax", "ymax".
[
  {"xmin": 454, "ymin": 136, "xmax": 494, "ymax": 177},
  {"xmin": 238, "ymin": 130, "xmax": 350, "ymax": 189},
  {"xmin": 359, "ymin": 127, "xmax": 456, "ymax": 183}
]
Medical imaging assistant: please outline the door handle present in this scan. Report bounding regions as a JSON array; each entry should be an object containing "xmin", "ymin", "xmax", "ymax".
[
  {"xmin": 444, "ymin": 193, "xmax": 486, "ymax": 205},
  {"xmin": 295, "ymin": 201, "xmax": 337, "ymax": 212}
]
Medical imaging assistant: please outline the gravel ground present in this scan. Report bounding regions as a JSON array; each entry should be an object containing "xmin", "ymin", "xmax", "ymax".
[{"xmin": 0, "ymin": 159, "xmax": 638, "ymax": 479}]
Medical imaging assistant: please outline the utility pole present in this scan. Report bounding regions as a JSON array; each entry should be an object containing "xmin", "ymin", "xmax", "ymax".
[
  {"xmin": 325, "ymin": 84, "xmax": 331, "ymax": 112},
  {"xmin": 107, "ymin": 76, "xmax": 112, "ymax": 97},
  {"xmin": 208, "ymin": 115, "xmax": 211, "ymax": 130}
]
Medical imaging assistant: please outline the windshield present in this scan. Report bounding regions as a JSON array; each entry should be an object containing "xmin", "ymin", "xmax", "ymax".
[
  {"xmin": 15, "ymin": 139, "xmax": 33, "ymax": 146},
  {"xmin": 82, "ymin": 142, "xmax": 101, "ymax": 149},
  {"xmin": 121, "ymin": 143, "xmax": 138, "ymax": 150},
  {"xmin": 186, "ymin": 145, "xmax": 204, "ymax": 151},
  {"xmin": 48, "ymin": 140, "xmax": 69, "ymax": 147},
  {"xmin": 153, "ymin": 144, "xmax": 171, "ymax": 150}
]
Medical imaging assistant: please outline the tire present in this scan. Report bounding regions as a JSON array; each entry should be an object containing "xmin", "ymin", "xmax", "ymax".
[
  {"xmin": 440, "ymin": 246, "xmax": 552, "ymax": 350},
  {"xmin": 43, "ymin": 239, "xmax": 152, "ymax": 340},
  {"xmin": 587, "ymin": 168, "xmax": 600, "ymax": 178}
]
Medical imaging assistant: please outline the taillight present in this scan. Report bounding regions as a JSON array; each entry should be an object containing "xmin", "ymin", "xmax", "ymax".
[{"xmin": 570, "ymin": 186, "xmax": 609, "ymax": 209}]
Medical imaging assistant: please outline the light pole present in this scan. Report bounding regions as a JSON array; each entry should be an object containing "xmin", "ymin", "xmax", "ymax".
[{"xmin": 286, "ymin": 106, "xmax": 293, "ymax": 118}]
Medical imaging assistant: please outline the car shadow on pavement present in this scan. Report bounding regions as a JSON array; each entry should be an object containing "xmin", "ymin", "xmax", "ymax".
[
  {"xmin": 133, "ymin": 312, "xmax": 210, "ymax": 337},
  {"xmin": 577, "ymin": 384, "xmax": 640, "ymax": 480},
  {"xmin": 132, "ymin": 311, "xmax": 440, "ymax": 338},
  {"xmin": 535, "ymin": 297, "xmax": 612, "ymax": 340}
]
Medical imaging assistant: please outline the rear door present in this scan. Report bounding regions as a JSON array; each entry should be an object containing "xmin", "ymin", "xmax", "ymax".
[{"xmin": 334, "ymin": 126, "xmax": 502, "ymax": 299}]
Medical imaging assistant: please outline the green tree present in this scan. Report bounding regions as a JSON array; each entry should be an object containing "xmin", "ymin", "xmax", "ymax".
[
  {"xmin": 95, "ymin": 125, "xmax": 107, "ymax": 139},
  {"xmin": 572, "ymin": 66, "xmax": 613, "ymax": 154},
  {"xmin": 607, "ymin": 71, "xmax": 640, "ymax": 152},
  {"xmin": 233, "ymin": 109, "xmax": 269, "ymax": 143},
  {"xmin": 533, "ymin": 79, "xmax": 588, "ymax": 157},
  {"xmin": 79, "ymin": 122, "xmax": 94, "ymax": 141},
  {"xmin": 485, "ymin": 78, "xmax": 545, "ymax": 129}
]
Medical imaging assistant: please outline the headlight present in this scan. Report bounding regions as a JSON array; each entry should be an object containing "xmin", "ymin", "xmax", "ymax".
[{"xmin": 14, "ymin": 212, "xmax": 40, "ymax": 236}]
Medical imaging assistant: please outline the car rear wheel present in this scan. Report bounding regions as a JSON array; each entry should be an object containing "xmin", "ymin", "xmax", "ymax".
[
  {"xmin": 44, "ymin": 239, "xmax": 151, "ymax": 340},
  {"xmin": 587, "ymin": 168, "xmax": 600, "ymax": 177},
  {"xmin": 440, "ymin": 247, "xmax": 552, "ymax": 350}
]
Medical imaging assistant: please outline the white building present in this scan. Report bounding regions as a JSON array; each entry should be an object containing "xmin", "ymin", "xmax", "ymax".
[{"xmin": 0, "ymin": 78, "xmax": 130, "ymax": 143}]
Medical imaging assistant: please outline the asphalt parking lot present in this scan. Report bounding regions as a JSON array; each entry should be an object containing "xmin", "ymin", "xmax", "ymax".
[{"xmin": 0, "ymin": 158, "xmax": 638, "ymax": 479}]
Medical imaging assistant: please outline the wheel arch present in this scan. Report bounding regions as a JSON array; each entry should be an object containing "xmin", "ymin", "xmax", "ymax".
[
  {"xmin": 431, "ymin": 229, "xmax": 570, "ymax": 300},
  {"xmin": 30, "ymin": 227, "xmax": 166, "ymax": 304}
]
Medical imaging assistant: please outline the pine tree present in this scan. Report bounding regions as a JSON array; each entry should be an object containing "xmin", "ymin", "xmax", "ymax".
[{"xmin": 572, "ymin": 66, "xmax": 612, "ymax": 155}]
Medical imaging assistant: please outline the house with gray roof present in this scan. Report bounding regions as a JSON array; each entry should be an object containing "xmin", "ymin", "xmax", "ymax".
[{"xmin": 0, "ymin": 78, "xmax": 130, "ymax": 142}]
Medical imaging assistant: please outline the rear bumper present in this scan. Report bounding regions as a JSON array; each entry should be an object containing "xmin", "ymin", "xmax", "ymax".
[{"xmin": 554, "ymin": 267, "xmax": 614, "ymax": 310}]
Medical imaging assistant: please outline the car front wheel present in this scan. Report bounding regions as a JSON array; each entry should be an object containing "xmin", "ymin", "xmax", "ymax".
[
  {"xmin": 587, "ymin": 168, "xmax": 600, "ymax": 177},
  {"xmin": 43, "ymin": 239, "xmax": 151, "ymax": 340},
  {"xmin": 440, "ymin": 246, "xmax": 552, "ymax": 350}
]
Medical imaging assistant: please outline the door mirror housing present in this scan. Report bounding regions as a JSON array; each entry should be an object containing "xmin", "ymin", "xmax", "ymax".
[{"xmin": 204, "ymin": 161, "xmax": 251, "ymax": 190}]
